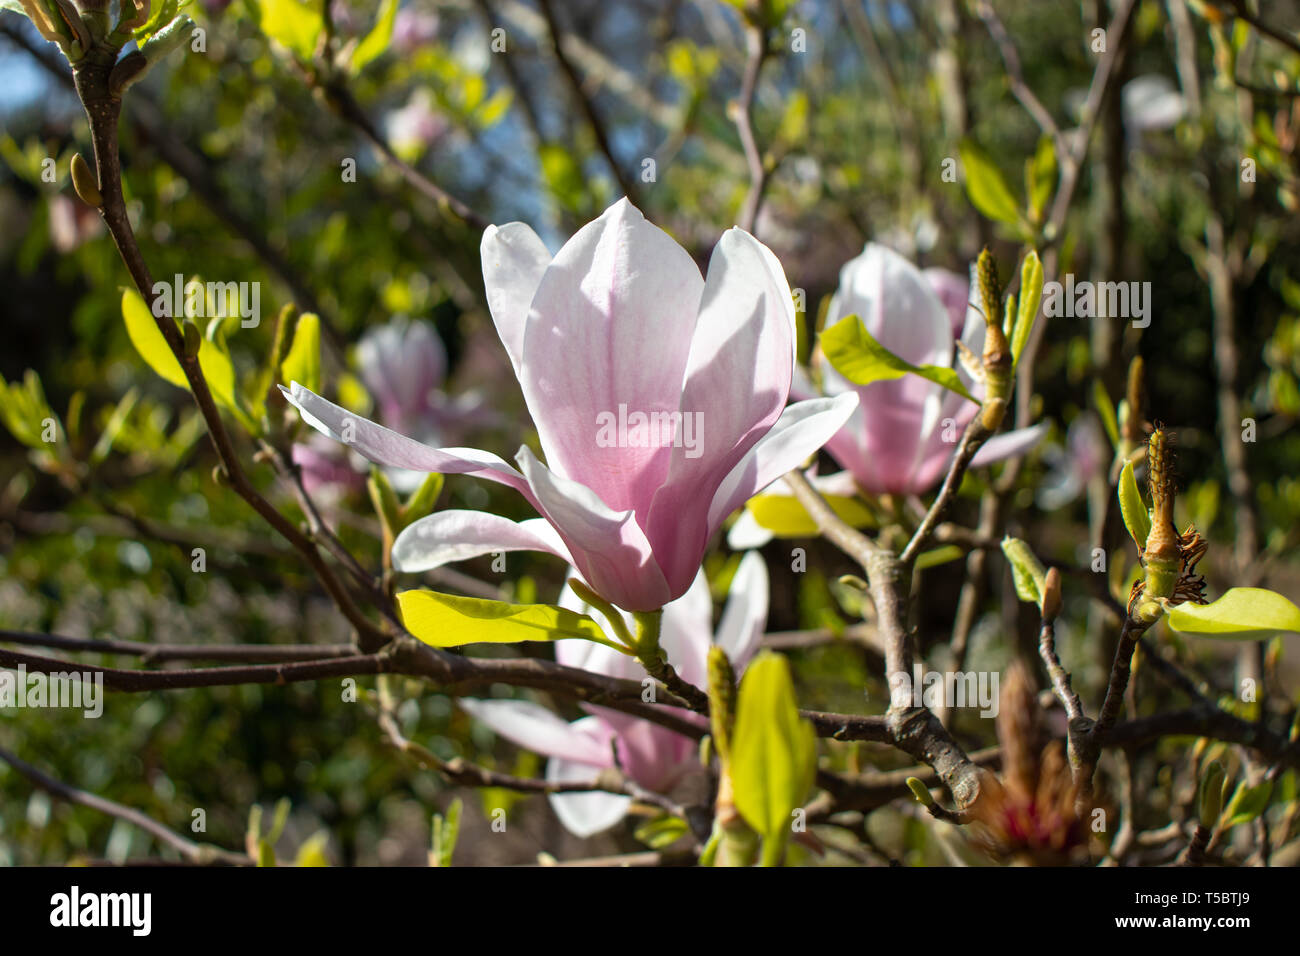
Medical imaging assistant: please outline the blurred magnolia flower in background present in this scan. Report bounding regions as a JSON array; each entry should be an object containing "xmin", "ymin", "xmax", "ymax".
[
  {"xmin": 1122, "ymin": 74, "xmax": 1187, "ymax": 136},
  {"xmin": 385, "ymin": 89, "xmax": 447, "ymax": 160},
  {"xmin": 283, "ymin": 198, "xmax": 857, "ymax": 611},
  {"xmin": 292, "ymin": 317, "xmax": 487, "ymax": 495},
  {"xmin": 730, "ymin": 245, "xmax": 1045, "ymax": 548},
  {"xmin": 48, "ymin": 194, "xmax": 103, "ymax": 253},
  {"xmin": 392, "ymin": 7, "xmax": 439, "ymax": 54},
  {"xmin": 460, "ymin": 552, "xmax": 768, "ymax": 837},
  {"xmin": 812, "ymin": 245, "xmax": 1046, "ymax": 498},
  {"xmin": 1036, "ymin": 413, "xmax": 1108, "ymax": 511}
]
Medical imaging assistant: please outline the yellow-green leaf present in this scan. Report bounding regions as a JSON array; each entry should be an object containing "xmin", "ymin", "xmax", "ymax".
[
  {"xmin": 280, "ymin": 312, "xmax": 321, "ymax": 395},
  {"xmin": 1118, "ymin": 460, "xmax": 1151, "ymax": 550},
  {"xmin": 1011, "ymin": 250, "xmax": 1043, "ymax": 366},
  {"xmin": 959, "ymin": 139, "xmax": 1022, "ymax": 226},
  {"xmin": 747, "ymin": 492, "xmax": 875, "ymax": 538},
  {"xmin": 351, "ymin": 0, "xmax": 398, "ymax": 72},
  {"xmin": 258, "ymin": 0, "xmax": 323, "ymax": 60},
  {"xmin": 1166, "ymin": 588, "xmax": 1300, "ymax": 641},
  {"xmin": 1001, "ymin": 536, "xmax": 1047, "ymax": 607},
  {"xmin": 821, "ymin": 314, "xmax": 978, "ymax": 404},
  {"xmin": 730, "ymin": 652, "xmax": 817, "ymax": 867},
  {"xmin": 396, "ymin": 590, "xmax": 617, "ymax": 648},
  {"xmin": 122, "ymin": 289, "xmax": 187, "ymax": 387},
  {"xmin": 1222, "ymin": 779, "xmax": 1273, "ymax": 827}
]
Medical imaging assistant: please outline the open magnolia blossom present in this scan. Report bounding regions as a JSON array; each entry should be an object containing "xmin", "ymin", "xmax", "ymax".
[
  {"xmin": 461, "ymin": 552, "xmax": 769, "ymax": 837},
  {"xmin": 730, "ymin": 244, "xmax": 1044, "ymax": 548},
  {"xmin": 281, "ymin": 198, "xmax": 857, "ymax": 611}
]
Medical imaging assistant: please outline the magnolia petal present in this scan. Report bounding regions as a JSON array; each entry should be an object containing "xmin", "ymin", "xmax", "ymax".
[
  {"xmin": 279, "ymin": 382, "xmax": 532, "ymax": 496},
  {"xmin": 640, "ymin": 228, "xmax": 798, "ymax": 595},
  {"xmin": 391, "ymin": 511, "xmax": 572, "ymax": 573},
  {"xmin": 546, "ymin": 732, "xmax": 634, "ymax": 838},
  {"xmin": 518, "ymin": 198, "xmax": 704, "ymax": 515},
  {"xmin": 726, "ymin": 509, "xmax": 775, "ymax": 550},
  {"xmin": 970, "ymin": 423, "xmax": 1049, "ymax": 468},
  {"xmin": 658, "ymin": 568, "xmax": 714, "ymax": 691},
  {"xmin": 714, "ymin": 550, "xmax": 769, "ymax": 673},
  {"xmin": 833, "ymin": 244, "xmax": 953, "ymax": 369},
  {"xmin": 459, "ymin": 698, "xmax": 614, "ymax": 766},
  {"xmin": 516, "ymin": 446, "xmax": 672, "ymax": 612},
  {"xmin": 481, "ymin": 221, "xmax": 552, "ymax": 376},
  {"xmin": 706, "ymin": 393, "xmax": 860, "ymax": 532}
]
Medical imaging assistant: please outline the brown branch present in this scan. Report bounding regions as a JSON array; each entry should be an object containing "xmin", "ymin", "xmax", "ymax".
[
  {"xmin": 0, "ymin": 747, "xmax": 251, "ymax": 866},
  {"xmin": 536, "ymin": 0, "xmax": 642, "ymax": 208},
  {"xmin": 68, "ymin": 41, "xmax": 388, "ymax": 652},
  {"xmin": 0, "ymin": 630, "xmax": 356, "ymax": 663}
]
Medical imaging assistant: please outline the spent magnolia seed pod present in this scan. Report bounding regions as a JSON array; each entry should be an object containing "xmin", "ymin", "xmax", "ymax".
[{"xmin": 70, "ymin": 153, "xmax": 102, "ymax": 207}]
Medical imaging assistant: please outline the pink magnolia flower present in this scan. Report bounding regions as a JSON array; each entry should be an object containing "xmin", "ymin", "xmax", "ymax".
[
  {"xmin": 460, "ymin": 552, "xmax": 768, "ymax": 837},
  {"xmin": 291, "ymin": 317, "xmax": 484, "ymax": 495},
  {"xmin": 811, "ymin": 243, "xmax": 1045, "ymax": 497},
  {"xmin": 391, "ymin": 8, "xmax": 439, "ymax": 54},
  {"xmin": 282, "ymin": 198, "xmax": 857, "ymax": 611},
  {"xmin": 385, "ymin": 90, "xmax": 448, "ymax": 160}
]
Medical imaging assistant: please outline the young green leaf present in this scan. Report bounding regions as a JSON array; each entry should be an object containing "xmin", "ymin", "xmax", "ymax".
[
  {"xmin": 396, "ymin": 590, "xmax": 621, "ymax": 649},
  {"xmin": 1025, "ymin": 134, "xmax": 1057, "ymax": 222},
  {"xmin": 1165, "ymin": 588, "xmax": 1300, "ymax": 640},
  {"xmin": 280, "ymin": 312, "xmax": 321, "ymax": 396},
  {"xmin": 959, "ymin": 139, "xmax": 1022, "ymax": 227},
  {"xmin": 258, "ymin": 0, "xmax": 323, "ymax": 60},
  {"xmin": 1093, "ymin": 379, "xmax": 1120, "ymax": 450},
  {"xmin": 821, "ymin": 314, "xmax": 978, "ymax": 404},
  {"xmin": 351, "ymin": 0, "xmax": 399, "ymax": 72},
  {"xmin": 122, "ymin": 288, "xmax": 187, "ymax": 388},
  {"xmin": 1117, "ymin": 460, "xmax": 1151, "ymax": 550},
  {"xmin": 730, "ymin": 652, "xmax": 817, "ymax": 867},
  {"xmin": 1011, "ymin": 250, "xmax": 1043, "ymax": 366},
  {"xmin": 1222, "ymin": 779, "xmax": 1273, "ymax": 828},
  {"xmin": 746, "ymin": 491, "xmax": 875, "ymax": 538},
  {"xmin": 294, "ymin": 831, "xmax": 331, "ymax": 867},
  {"xmin": 1001, "ymin": 536, "xmax": 1047, "ymax": 607}
]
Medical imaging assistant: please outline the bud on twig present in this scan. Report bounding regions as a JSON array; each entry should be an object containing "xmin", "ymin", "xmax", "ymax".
[
  {"xmin": 1041, "ymin": 566, "xmax": 1062, "ymax": 622},
  {"xmin": 70, "ymin": 152, "xmax": 102, "ymax": 207},
  {"xmin": 1198, "ymin": 761, "xmax": 1225, "ymax": 830},
  {"xmin": 976, "ymin": 248, "xmax": 1012, "ymax": 431}
]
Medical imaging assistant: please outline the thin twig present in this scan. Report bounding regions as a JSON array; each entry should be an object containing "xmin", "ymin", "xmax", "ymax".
[{"xmin": 0, "ymin": 747, "xmax": 251, "ymax": 866}]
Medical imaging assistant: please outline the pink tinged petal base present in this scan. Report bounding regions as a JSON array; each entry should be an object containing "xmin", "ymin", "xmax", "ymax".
[
  {"xmin": 706, "ymin": 393, "xmax": 860, "ymax": 533},
  {"xmin": 279, "ymin": 383, "xmax": 532, "ymax": 497},
  {"xmin": 516, "ymin": 446, "xmax": 671, "ymax": 612},
  {"xmin": 459, "ymin": 699, "xmax": 615, "ymax": 767},
  {"xmin": 391, "ymin": 511, "xmax": 573, "ymax": 573},
  {"xmin": 642, "ymin": 228, "xmax": 798, "ymax": 594}
]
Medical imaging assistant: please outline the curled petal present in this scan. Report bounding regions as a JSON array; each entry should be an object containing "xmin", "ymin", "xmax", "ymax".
[
  {"xmin": 391, "ymin": 511, "xmax": 572, "ymax": 573},
  {"xmin": 279, "ymin": 382, "xmax": 533, "ymax": 497}
]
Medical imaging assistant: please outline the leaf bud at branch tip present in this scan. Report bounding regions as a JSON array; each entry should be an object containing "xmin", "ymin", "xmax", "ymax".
[{"xmin": 1041, "ymin": 566, "xmax": 1062, "ymax": 622}]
